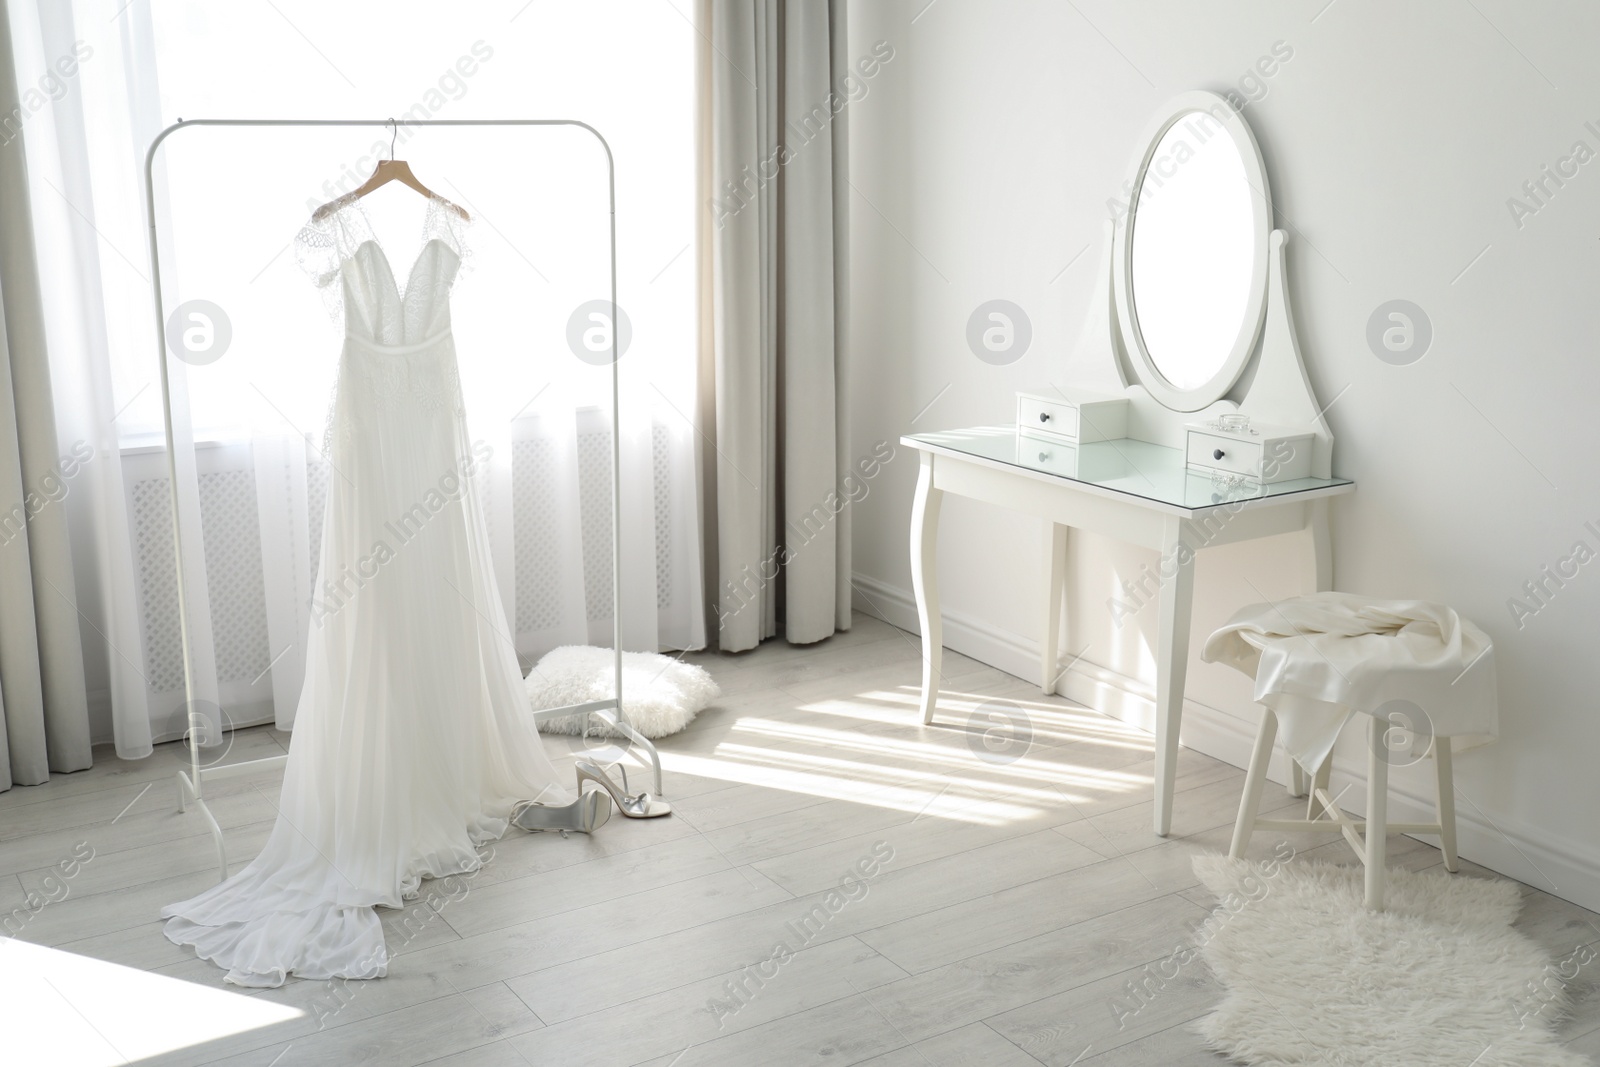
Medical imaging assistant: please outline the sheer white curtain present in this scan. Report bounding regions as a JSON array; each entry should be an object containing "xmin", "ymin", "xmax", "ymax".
[
  {"xmin": 5, "ymin": 0, "xmax": 157, "ymax": 758},
  {"xmin": 8, "ymin": 0, "xmax": 703, "ymax": 749}
]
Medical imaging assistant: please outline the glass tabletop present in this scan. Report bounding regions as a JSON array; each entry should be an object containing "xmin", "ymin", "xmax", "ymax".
[{"xmin": 904, "ymin": 427, "xmax": 1353, "ymax": 513}]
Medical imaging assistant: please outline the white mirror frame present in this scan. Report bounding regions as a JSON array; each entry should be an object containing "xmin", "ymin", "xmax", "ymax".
[{"xmin": 1113, "ymin": 90, "xmax": 1272, "ymax": 413}]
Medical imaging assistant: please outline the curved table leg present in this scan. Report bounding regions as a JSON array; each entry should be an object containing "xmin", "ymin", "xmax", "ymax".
[
  {"xmin": 911, "ymin": 452, "xmax": 944, "ymax": 725},
  {"xmin": 1153, "ymin": 517, "xmax": 1195, "ymax": 836}
]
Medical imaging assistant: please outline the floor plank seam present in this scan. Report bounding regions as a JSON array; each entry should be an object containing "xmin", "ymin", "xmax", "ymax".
[
  {"xmin": 15, "ymin": 817, "xmax": 282, "ymax": 902},
  {"xmin": 512, "ymin": 933, "xmax": 903, "ymax": 1039},
  {"xmin": 867, "ymin": 879, "xmax": 1212, "ymax": 981},
  {"xmin": 1085, "ymin": 1010, "xmax": 1219, "ymax": 1063},
  {"xmin": 0, "ymin": 762, "xmax": 285, "ymax": 819},
  {"xmin": 429, "ymin": 858, "xmax": 767, "ymax": 943},
  {"xmin": 980, "ymin": 1017, "xmax": 1054, "ymax": 1066}
]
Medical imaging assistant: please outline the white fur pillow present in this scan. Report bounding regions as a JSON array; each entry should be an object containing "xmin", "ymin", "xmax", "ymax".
[{"xmin": 526, "ymin": 645, "xmax": 719, "ymax": 739}]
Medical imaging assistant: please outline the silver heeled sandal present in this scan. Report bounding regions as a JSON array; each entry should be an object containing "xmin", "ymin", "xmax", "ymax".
[
  {"xmin": 510, "ymin": 788, "xmax": 612, "ymax": 836},
  {"xmin": 574, "ymin": 759, "xmax": 672, "ymax": 819}
]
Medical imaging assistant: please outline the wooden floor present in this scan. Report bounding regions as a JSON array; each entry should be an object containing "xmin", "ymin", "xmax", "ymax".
[{"xmin": 5, "ymin": 613, "xmax": 1599, "ymax": 1066}]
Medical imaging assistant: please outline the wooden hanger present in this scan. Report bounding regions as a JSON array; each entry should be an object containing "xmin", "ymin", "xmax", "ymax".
[{"xmin": 311, "ymin": 119, "xmax": 471, "ymax": 223}]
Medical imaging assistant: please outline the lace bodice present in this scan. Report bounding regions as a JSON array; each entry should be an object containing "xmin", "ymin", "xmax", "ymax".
[
  {"xmin": 294, "ymin": 195, "xmax": 473, "ymax": 343},
  {"xmin": 294, "ymin": 196, "xmax": 475, "ymax": 455}
]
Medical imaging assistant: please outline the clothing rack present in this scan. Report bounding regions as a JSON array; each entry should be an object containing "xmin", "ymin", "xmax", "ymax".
[{"xmin": 143, "ymin": 118, "xmax": 661, "ymax": 882}]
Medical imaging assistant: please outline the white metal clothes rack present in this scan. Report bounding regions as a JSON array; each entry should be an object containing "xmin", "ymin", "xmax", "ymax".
[{"xmin": 143, "ymin": 118, "xmax": 662, "ymax": 882}]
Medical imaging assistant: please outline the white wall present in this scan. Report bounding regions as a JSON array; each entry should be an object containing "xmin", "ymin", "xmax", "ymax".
[{"xmin": 846, "ymin": 0, "xmax": 1600, "ymax": 910}]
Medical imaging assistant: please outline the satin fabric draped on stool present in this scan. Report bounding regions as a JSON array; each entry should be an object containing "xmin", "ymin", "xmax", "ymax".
[{"xmin": 1203, "ymin": 592, "xmax": 1498, "ymax": 910}]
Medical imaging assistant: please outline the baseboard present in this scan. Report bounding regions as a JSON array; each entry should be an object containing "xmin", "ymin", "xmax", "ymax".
[{"xmin": 853, "ymin": 571, "xmax": 1600, "ymax": 913}]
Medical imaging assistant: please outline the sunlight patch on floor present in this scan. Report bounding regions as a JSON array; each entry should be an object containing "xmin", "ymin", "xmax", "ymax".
[
  {"xmin": 799, "ymin": 687, "xmax": 1156, "ymax": 748},
  {"xmin": 658, "ymin": 752, "xmax": 1037, "ymax": 825},
  {"xmin": 712, "ymin": 741, "xmax": 1140, "ymax": 810},
  {"xmin": 725, "ymin": 719, "xmax": 1149, "ymax": 792},
  {"xmin": 0, "ymin": 938, "xmax": 303, "ymax": 1066}
]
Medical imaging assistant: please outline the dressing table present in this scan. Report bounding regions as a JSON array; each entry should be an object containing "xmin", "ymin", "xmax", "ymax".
[{"xmin": 906, "ymin": 90, "xmax": 1354, "ymax": 836}]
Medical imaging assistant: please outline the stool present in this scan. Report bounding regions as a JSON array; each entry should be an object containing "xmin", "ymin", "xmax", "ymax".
[
  {"xmin": 1228, "ymin": 705, "xmax": 1458, "ymax": 911},
  {"xmin": 1205, "ymin": 592, "xmax": 1496, "ymax": 911}
]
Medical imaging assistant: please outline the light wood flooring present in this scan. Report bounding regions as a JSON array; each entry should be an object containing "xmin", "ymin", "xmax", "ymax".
[{"xmin": 3, "ymin": 613, "xmax": 1598, "ymax": 1065}]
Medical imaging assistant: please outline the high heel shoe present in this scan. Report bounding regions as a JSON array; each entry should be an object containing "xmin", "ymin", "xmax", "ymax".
[
  {"xmin": 575, "ymin": 759, "xmax": 672, "ymax": 819},
  {"xmin": 510, "ymin": 788, "xmax": 612, "ymax": 835}
]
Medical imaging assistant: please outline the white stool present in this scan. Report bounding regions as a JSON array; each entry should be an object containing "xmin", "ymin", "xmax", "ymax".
[{"xmin": 1228, "ymin": 705, "xmax": 1458, "ymax": 911}]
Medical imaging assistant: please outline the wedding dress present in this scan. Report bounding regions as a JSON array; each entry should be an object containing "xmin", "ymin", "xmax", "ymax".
[{"xmin": 162, "ymin": 196, "xmax": 572, "ymax": 987}]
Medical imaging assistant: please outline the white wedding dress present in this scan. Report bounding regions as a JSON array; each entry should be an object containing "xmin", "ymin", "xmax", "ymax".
[{"xmin": 162, "ymin": 196, "xmax": 572, "ymax": 987}]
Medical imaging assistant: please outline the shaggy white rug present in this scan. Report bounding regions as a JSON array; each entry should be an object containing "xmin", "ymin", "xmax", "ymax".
[
  {"xmin": 526, "ymin": 645, "xmax": 719, "ymax": 739},
  {"xmin": 1191, "ymin": 854, "xmax": 1591, "ymax": 1067}
]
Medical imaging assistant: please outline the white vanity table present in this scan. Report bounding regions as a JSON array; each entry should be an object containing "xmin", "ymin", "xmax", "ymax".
[
  {"xmin": 907, "ymin": 90, "xmax": 1354, "ymax": 836},
  {"xmin": 905, "ymin": 431, "xmax": 1352, "ymax": 836}
]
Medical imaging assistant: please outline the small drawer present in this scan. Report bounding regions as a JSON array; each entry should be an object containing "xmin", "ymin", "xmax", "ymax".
[
  {"xmin": 1017, "ymin": 395, "xmax": 1078, "ymax": 440},
  {"xmin": 1187, "ymin": 431, "xmax": 1261, "ymax": 477},
  {"xmin": 1184, "ymin": 422, "xmax": 1313, "ymax": 483},
  {"xmin": 1015, "ymin": 389, "xmax": 1127, "ymax": 444}
]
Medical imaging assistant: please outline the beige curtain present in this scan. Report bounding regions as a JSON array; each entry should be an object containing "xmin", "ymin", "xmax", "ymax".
[
  {"xmin": 0, "ymin": 0, "xmax": 92, "ymax": 789},
  {"xmin": 699, "ymin": 0, "xmax": 852, "ymax": 653}
]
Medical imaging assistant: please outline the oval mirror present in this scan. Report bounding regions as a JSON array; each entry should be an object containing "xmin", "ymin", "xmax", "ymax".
[{"xmin": 1114, "ymin": 91, "xmax": 1271, "ymax": 412}]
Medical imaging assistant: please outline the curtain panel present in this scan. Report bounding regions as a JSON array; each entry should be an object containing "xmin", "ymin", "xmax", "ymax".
[
  {"xmin": 700, "ymin": 0, "xmax": 853, "ymax": 653},
  {"xmin": 2, "ymin": 0, "xmax": 706, "ymax": 765},
  {"xmin": 0, "ymin": 0, "xmax": 94, "ymax": 788}
]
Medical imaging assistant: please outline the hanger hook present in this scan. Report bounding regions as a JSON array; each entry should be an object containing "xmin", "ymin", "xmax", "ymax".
[{"xmin": 387, "ymin": 118, "xmax": 397, "ymax": 161}]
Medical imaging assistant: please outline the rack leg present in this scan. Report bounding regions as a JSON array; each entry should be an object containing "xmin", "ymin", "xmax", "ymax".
[
  {"xmin": 198, "ymin": 799, "xmax": 229, "ymax": 882},
  {"xmin": 178, "ymin": 785, "xmax": 230, "ymax": 883},
  {"xmin": 592, "ymin": 706, "xmax": 664, "ymax": 796}
]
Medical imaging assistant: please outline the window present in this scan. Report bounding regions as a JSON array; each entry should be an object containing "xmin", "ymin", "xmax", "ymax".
[{"xmin": 25, "ymin": 0, "xmax": 705, "ymax": 740}]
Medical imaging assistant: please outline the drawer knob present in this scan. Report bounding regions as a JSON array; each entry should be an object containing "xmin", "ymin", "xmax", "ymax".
[
  {"xmin": 1038, "ymin": 451, "xmax": 1050, "ymax": 462},
  {"xmin": 1213, "ymin": 448, "xmax": 1226, "ymax": 460},
  {"xmin": 1039, "ymin": 412, "xmax": 1051, "ymax": 422}
]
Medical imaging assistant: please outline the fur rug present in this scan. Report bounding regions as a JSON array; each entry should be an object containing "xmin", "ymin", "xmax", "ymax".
[
  {"xmin": 526, "ymin": 645, "xmax": 719, "ymax": 739},
  {"xmin": 1191, "ymin": 854, "xmax": 1591, "ymax": 1066}
]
